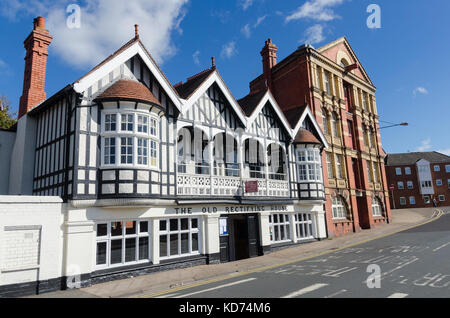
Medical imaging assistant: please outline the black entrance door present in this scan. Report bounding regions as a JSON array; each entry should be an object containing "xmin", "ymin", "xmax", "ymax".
[{"xmin": 219, "ymin": 214, "xmax": 261, "ymax": 263}]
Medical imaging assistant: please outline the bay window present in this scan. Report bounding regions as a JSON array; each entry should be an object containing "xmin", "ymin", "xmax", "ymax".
[
  {"xmin": 296, "ymin": 148, "xmax": 322, "ymax": 182},
  {"xmin": 101, "ymin": 111, "xmax": 159, "ymax": 168}
]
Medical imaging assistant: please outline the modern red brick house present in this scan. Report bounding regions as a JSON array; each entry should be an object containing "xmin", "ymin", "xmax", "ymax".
[
  {"xmin": 385, "ymin": 152, "xmax": 450, "ymax": 209},
  {"xmin": 244, "ymin": 38, "xmax": 391, "ymax": 237}
]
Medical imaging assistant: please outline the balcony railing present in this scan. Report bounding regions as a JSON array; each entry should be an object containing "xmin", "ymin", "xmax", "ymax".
[{"xmin": 177, "ymin": 163, "xmax": 289, "ymax": 198}]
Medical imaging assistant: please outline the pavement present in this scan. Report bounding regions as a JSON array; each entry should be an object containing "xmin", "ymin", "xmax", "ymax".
[{"xmin": 30, "ymin": 207, "xmax": 445, "ymax": 298}]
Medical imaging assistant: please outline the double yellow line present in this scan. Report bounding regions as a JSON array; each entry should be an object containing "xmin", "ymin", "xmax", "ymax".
[{"xmin": 140, "ymin": 210, "xmax": 444, "ymax": 298}]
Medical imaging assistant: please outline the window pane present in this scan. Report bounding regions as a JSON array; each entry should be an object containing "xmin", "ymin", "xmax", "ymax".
[
  {"xmin": 139, "ymin": 237, "xmax": 149, "ymax": 260},
  {"xmin": 97, "ymin": 224, "xmax": 107, "ymax": 237},
  {"xmin": 170, "ymin": 219, "xmax": 178, "ymax": 231},
  {"xmin": 110, "ymin": 239, "xmax": 122, "ymax": 264},
  {"xmin": 140, "ymin": 221, "xmax": 148, "ymax": 233},
  {"xmin": 191, "ymin": 218, "xmax": 198, "ymax": 229},
  {"xmin": 111, "ymin": 222, "xmax": 122, "ymax": 236},
  {"xmin": 181, "ymin": 218, "xmax": 189, "ymax": 231},
  {"xmin": 96, "ymin": 242, "xmax": 107, "ymax": 265},
  {"xmin": 160, "ymin": 220, "xmax": 167, "ymax": 231},
  {"xmin": 125, "ymin": 238, "xmax": 136, "ymax": 262},
  {"xmin": 160, "ymin": 235, "xmax": 167, "ymax": 257},
  {"xmin": 125, "ymin": 221, "xmax": 136, "ymax": 235},
  {"xmin": 192, "ymin": 233, "xmax": 199, "ymax": 252},
  {"xmin": 181, "ymin": 233, "xmax": 189, "ymax": 254},
  {"xmin": 170, "ymin": 234, "xmax": 178, "ymax": 256},
  {"xmin": 280, "ymin": 225, "xmax": 285, "ymax": 240}
]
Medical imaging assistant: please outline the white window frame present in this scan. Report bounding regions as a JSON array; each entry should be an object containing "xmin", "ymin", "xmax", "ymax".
[
  {"xmin": 159, "ymin": 217, "xmax": 200, "ymax": 260},
  {"xmin": 269, "ymin": 214, "xmax": 291, "ymax": 243},
  {"xmin": 95, "ymin": 220, "xmax": 152, "ymax": 270},
  {"xmin": 424, "ymin": 196, "xmax": 431, "ymax": 204},
  {"xmin": 332, "ymin": 196, "xmax": 348, "ymax": 220},
  {"xmin": 409, "ymin": 196, "xmax": 416, "ymax": 205},
  {"xmin": 396, "ymin": 167, "xmax": 402, "ymax": 175},
  {"xmin": 407, "ymin": 181, "xmax": 414, "ymax": 189},
  {"xmin": 372, "ymin": 198, "xmax": 383, "ymax": 217},
  {"xmin": 399, "ymin": 197, "xmax": 406, "ymax": 206},
  {"xmin": 294, "ymin": 213, "xmax": 314, "ymax": 240},
  {"xmin": 100, "ymin": 110, "xmax": 160, "ymax": 169},
  {"xmin": 434, "ymin": 165, "xmax": 440, "ymax": 172},
  {"xmin": 397, "ymin": 181, "xmax": 404, "ymax": 190},
  {"xmin": 446, "ymin": 165, "xmax": 450, "ymax": 173},
  {"xmin": 405, "ymin": 167, "xmax": 411, "ymax": 175},
  {"xmin": 439, "ymin": 195, "xmax": 445, "ymax": 202},
  {"xmin": 436, "ymin": 179, "xmax": 443, "ymax": 186},
  {"xmin": 296, "ymin": 148, "xmax": 322, "ymax": 182}
]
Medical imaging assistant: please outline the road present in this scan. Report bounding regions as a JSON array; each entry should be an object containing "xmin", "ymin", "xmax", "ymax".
[{"xmin": 152, "ymin": 207, "xmax": 450, "ymax": 298}]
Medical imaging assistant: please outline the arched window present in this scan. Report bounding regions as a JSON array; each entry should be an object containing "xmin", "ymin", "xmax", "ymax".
[
  {"xmin": 177, "ymin": 127, "xmax": 210, "ymax": 175},
  {"xmin": 268, "ymin": 143, "xmax": 287, "ymax": 180},
  {"xmin": 213, "ymin": 133, "xmax": 239, "ymax": 177},
  {"xmin": 244, "ymin": 139, "xmax": 265, "ymax": 179},
  {"xmin": 332, "ymin": 196, "xmax": 348, "ymax": 219},
  {"xmin": 372, "ymin": 197, "xmax": 383, "ymax": 217},
  {"xmin": 340, "ymin": 59, "xmax": 349, "ymax": 68}
]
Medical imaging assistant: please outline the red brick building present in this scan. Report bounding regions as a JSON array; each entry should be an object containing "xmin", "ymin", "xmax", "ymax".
[
  {"xmin": 385, "ymin": 152, "xmax": 450, "ymax": 209},
  {"xmin": 244, "ymin": 38, "xmax": 391, "ymax": 237}
]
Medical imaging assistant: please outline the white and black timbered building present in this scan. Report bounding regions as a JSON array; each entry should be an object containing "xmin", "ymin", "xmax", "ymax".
[{"xmin": 2, "ymin": 20, "xmax": 330, "ymax": 291}]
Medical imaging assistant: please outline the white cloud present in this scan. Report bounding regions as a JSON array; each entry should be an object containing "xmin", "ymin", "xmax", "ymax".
[
  {"xmin": 192, "ymin": 50, "xmax": 200, "ymax": 65},
  {"xmin": 241, "ymin": 24, "xmax": 251, "ymax": 39},
  {"xmin": 2, "ymin": 0, "xmax": 189, "ymax": 69},
  {"xmin": 241, "ymin": 15, "xmax": 267, "ymax": 39},
  {"xmin": 413, "ymin": 86, "xmax": 429, "ymax": 96},
  {"xmin": 416, "ymin": 138, "xmax": 432, "ymax": 152},
  {"xmin": 437, "ymin": 149, "xmax": 450, "ymax": 156},
  {"xmin": 254, "ymin": 15, "xmax": 267, "ymax": 27},
  {"xmin": 286, "ymin": 0, "xmax": 345, "ymax": 22},
  {"xmin": 240, "ymin": 0, "xmax": 254, "ymax": 11},
  {"xmin": 302, "ymin": 24, "xmax": 326, "ymax": 45},
  {"xmin": 221, "ymin": 41, "xmax": 237, "ymax": 59}
]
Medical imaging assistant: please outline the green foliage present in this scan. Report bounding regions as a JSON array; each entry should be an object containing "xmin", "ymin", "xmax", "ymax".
[{"xmin": 0, "ymin": 95, "xmax": 17, "ymax": 130}]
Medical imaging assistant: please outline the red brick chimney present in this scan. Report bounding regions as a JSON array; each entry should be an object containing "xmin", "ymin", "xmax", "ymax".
[
  {"xmin": 18, "ymin": 16, "xmax": 53, "ymax": 118},
  {"xmin": 260, "ymin": 38, "xmax": 278, "ymax": 91}
]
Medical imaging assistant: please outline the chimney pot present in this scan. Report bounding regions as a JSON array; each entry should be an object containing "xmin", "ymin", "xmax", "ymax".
[
  {"xmin": 135, "ymin": 24, "xmax": 139, "ymax": 38},
  {"xmin": 34, "ymin": 16, "xmax": 45, "ymax": 30}
]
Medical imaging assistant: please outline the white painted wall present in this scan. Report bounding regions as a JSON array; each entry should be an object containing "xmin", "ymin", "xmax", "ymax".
[
  {"xmin": 0, "ymin": 130, "xmax": 15, "ymax": 195},
  {"xmin": 0, "ymin": 196, "xmax": 64, "ymax": 287},
  {"xmin": 8, "ymin": 115, "xmax": 37, "ymax": 195},
  {"xmin": 416, "ymin": 159, "xmax": 434, "ymax": 195}
]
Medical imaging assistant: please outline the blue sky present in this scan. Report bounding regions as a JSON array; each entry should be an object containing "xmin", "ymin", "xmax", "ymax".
[{"xmin": 0, "ymin": 0, "xmax": 449, "ymax": 155}]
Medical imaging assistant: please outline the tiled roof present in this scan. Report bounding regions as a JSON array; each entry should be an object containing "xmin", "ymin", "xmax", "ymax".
[
  {"xmin": 293, "ymin": 129, "xmax": 321, "ymax": 145},
  {"xmin": 174, "ymin": 69, "xmax": 215, "ymax": 99},
  {"xmin": 386, "ymin": 152, "xmax": 450, "ymax": 166},
  {"xmin": 237, "ymin": 90, "xmax": 267, "ymax": 117},
  {"xmin": 95, "ymin": 79, "xmax": 161, "ymax": 107}
]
